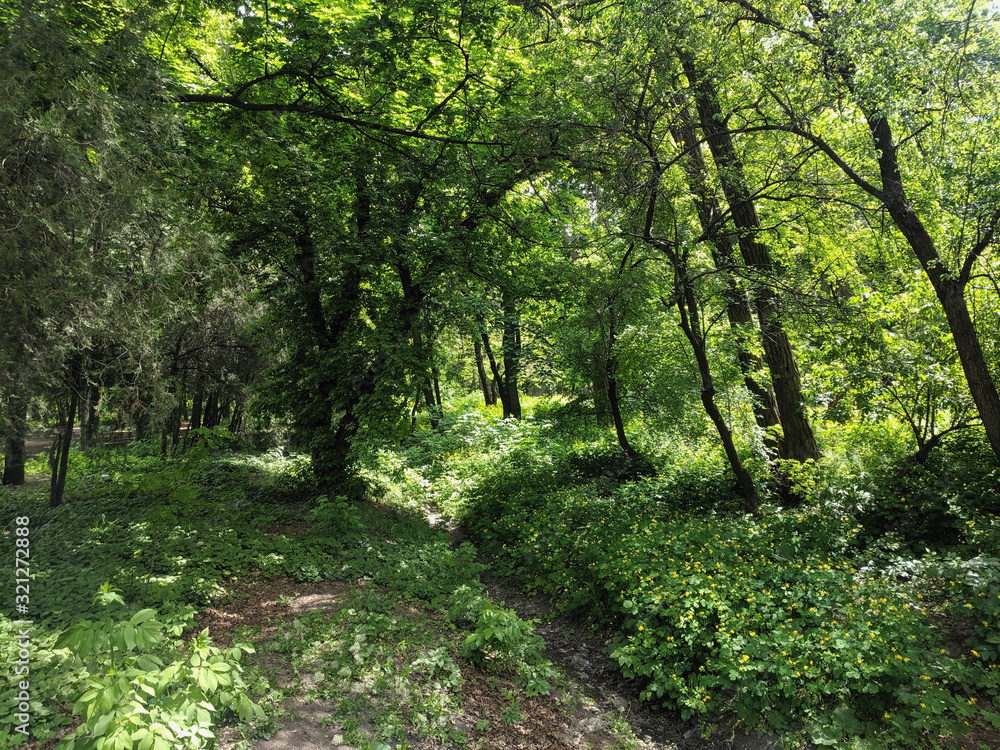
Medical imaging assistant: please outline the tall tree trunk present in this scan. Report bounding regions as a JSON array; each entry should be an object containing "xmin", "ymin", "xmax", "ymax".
[
  {"xmin": 473, "ymin": 338, "xmax": 496, "ymax": 406},
  {"xmin": 410, "ymin": 392, "xmax": 422, "ymax": 435},
  {"xmin": 480, "ymin": 327, "xmax": 508, "ymax": 415},
  {"xmin": 295, "ymin": 163, "xmax": 367, "ymax": 494},
  {"xmin": 50, "ymin": 357, "xmax": 82, "ymax": 508},
  {"xmin": 501, "ymin": 289, "xmax": 522, "ymax": 420},
  {"xmin": 2, "ymin": 393, "xmax": 28, "ymax": 486},
  {"xmin": 229, "ymin": 399, "xmax": 243, "ymax": 433},
  {"xmin": 606, "ymin": 356, "xmax": 638, "ymax": 459},
  {"xmin": 886, "ymin": 207, "xmax": 1000, "ymax": 461},
  {"xmin": 600, "ymin": 298, "xmax": 639, "ymax": 458},
  {"xmin": 681, "ymin": 50, "xmax": 819, "ymax": 463},
  {"xmin": 190, "ymin": 391, "xmax": 204, "ymax": 431},
  {"xmin": 171, "ymin": 403, "xmax": 183, "ymax": 450},
  {"xmin": 591, "ymin": 339, "xmax": 612, "ymax": 425},
  {"xmin": 203, "ymin": 394, "xmax": 218, "ymax": 430},
  {"xmin": 432, "ymin": 364, "xmax": 443, "ymax": 410},
  {"xmin": 412, "ymin": 323, "xmax": 439, "ymax": 429},
  {"xmin": 78, "ymin": 371, "xmax": 91, "ymax": 454},
  {"xmin": 799, "ymin": 1, "xmax": 1000, "ymax": 464},
  {"xmin": 185, "ymin": 390, "xmax": 203, "ymax": 449}
]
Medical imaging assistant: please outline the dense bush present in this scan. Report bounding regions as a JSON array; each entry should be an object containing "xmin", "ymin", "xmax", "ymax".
[
  {"xmin": 444, "ymin": 419, "xmax": 1000, "ymax": 746},
  {"xmin": 858, "ymin": 430, "xmax": 1000, "ymax": 556}
]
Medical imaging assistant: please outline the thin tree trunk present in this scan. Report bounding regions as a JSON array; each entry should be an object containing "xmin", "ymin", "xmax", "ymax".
[
  {"xmin": 410, "ymin": 392, "xmax": 422, "ymax": 435},
  {"xmin": 501, "ymin": 289, "xmax": 522, "ymax": 420},
  {"xmin": 229, "ymin": 400, "xmax": 243, "ymax": 433},
  {"xmin": 480, "ymin": 327, "xmax": 508, "ymax": 415},
  {"xmin": 600, "ymin": 297, "xmax": 639, "ymax": 458},
  {"xmin": 606, "ymin": 362, "xmax": 638, "ymax": 459},
  {"xmin": 473, "ymin": 338, "xmax": 496, "ymax": 406},
  {"xmin": 50, "ymin": 358, "xmax": 81, "ymax": 508},
  {"xmin": 78, "ymin": 371, "xmax": 91, "ymax": 454},
  {"xmin": 591, "ymin": 339, "xmax": 612, "ymax": 425},
  {"xmin": 2, "ymin": 393, "xmax": 28, "ymax": 486},
  {"xmin": 675, "ymin": 285, "xmax": 758, "ymax": 514},
  {"xmin": 50, "ymin": 399, "xmax": 77, "ymax": 508},
  {"xmin": 432, "ymin": 364, "xmax": 443, "ymax": 410},
  {"xmin": 674, "ymin": 111, "xmax": 783, "ymax": 460}
]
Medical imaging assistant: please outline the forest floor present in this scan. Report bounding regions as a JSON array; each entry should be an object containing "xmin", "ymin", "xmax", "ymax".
[
  {"xmin": 8, "ymin": 434, "xmax": 998, "ymax": 750},
  {"xmin": 186, "ymin": 504, "xmax": 784, "ymax": 750}
]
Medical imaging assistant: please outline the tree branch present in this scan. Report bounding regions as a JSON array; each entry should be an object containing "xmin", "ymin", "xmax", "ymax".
[{"xmin": 177, "ymin": 94, "xmax": 505, "ymax": 146}]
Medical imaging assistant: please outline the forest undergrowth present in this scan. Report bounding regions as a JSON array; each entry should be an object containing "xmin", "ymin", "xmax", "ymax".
[{"xmin": 1, "ymin": 400, "xmax": 999, "ymax": 750}]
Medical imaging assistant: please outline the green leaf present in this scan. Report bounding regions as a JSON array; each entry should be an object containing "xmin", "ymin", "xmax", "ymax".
[
  {"xmin": 92, "ymin": 711, "xmax": 116, "ymax": 737},
  {"xmin": 833, "ymin": 704, "xmax": 859, "ymax": 733},
  {"xmin": 123, "ymin": 623, "xmax": 136, "ymax": 651},
  {"xmin": 129, "ymin": 609, "xmax": 158, "ymax": 626}
]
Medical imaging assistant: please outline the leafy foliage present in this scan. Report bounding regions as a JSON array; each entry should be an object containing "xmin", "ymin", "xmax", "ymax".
[
  {"xmin": 56, "ymin": 585, "xmax": 262, "ymax": 750},
  {"xmin": 408, "ymin": 406, "xmax": 1000, "ymax": 747}
]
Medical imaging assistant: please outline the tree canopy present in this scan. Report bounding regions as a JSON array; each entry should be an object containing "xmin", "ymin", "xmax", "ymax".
[{"xmin": 2, "ymin": 0, "xmax": 1000, "ymax": 507}]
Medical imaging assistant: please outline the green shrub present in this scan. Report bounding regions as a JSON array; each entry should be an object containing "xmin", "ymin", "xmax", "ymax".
[
  {"xmin": 55, "ymin": 585, "xmax": 263, "ymax": 750},
  {"xmin": 462, "ymin": 606, "xmax": 556, "ymax": 697},
  {"xmin": 858, "ymin": 431, "xmax": 1000, "ymax": 555},
  {"xmin": 456, "ymin": 452, "xmax": 998, "ymax": 745}
]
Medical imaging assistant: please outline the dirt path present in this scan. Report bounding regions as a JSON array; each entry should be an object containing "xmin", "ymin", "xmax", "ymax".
[
  {"xmin": 23, "ymin": 432, "xmax": 57, "ymax": 461},
  {"xmin": 204, "ymin": 574, "xmax": 667, "ymax": 750},
  {"xmin": 200, "ymin": 565, "xmax": 785, "ymax": 750},
  {"xmin": 19, "ymin": 427, "xmax": 138, "ymax": 463}
]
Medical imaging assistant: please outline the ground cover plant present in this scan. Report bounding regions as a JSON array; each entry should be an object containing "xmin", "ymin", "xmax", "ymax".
[
  {"xmin": 7, "ymin": 0, "xmax": 1000, "ymax": 746},
  {"xmin": 393, "ymin": 402, "xmax": 1000, "ymax": 749},
  {"xmin": 0, "ymin": 429, "xmax": 579, "ymax": 749},
  {"xmin": 0, "ymin": 437, "xmax": 306, "ymax": 747}
]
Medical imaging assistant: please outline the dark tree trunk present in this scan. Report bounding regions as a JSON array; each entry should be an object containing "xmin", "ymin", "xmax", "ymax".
[
  {"xmin": 171, "ymin": 403, "xmax": 183, "ymax": 450},
  {"xmin": 606, "ymin": 363, "xmax": 638, "ymax": 460},
  {"xmin": 473, "ymin": 338, "xmax": 496, "ymax": 406},
  {"xmin": 77, "ymin": 373, "xmax": 92, "ymax": 454},
  {"xmin": 414, "ymin": 331, "xmax": 438, "ymax": 429},
  {"xmin": 674, "ymin": 111, "xmax": 783, "ymax": 460},
  {"xmin": 410, "ymin": 393, "xmax": 422, "ymax": 435},
  {"xmin": 600, "ymin": 298, "xmax": 639, "ymax": 458},
  {"xmin": 190, "ymin": 392, "xmax": 204, "ymax": 431},
  {"xmin": 501, "ymin": 289, "xmax": 522, "ymax": 420},
  {"xmin": 134, "ymin": 390, "xmax": 152, "ymax": 441},
  {"xmin": 50, "ymin": 357, "xmax": 82, "ymax": 508},
  {"xmin": 185, "ymin": 391, "xmax": 203, "ymax": 449},
  {"xmin": 681, "ymin": 51, "xmax": 819, "ymax": 464},
  {"xmin": 480, "ymin": 327, "xmax": 508, "ymax": 415},
  {"xmin": 292, "ymin": 170, "xmax": 367, "ymax": 493},
  {"xmin": 892, "ymin": 214, "xmax": 1000, "ymax": 460},
  {"xmin": 800, "ymin": 1, "xmax": 1000, "ymax": 464},
  {"xmin": 314, "ymin": 355, "xmax": 384, "ymax": 497},
  {"xmin": 591, "ymin": 340, "xmax": 612, "ymax": 425},
  {"xmin": 432, "ymin": 364, "xmax": 442, "ymax": 409},
  {"xmin": 229, "ymin": 399, "xmax": 243, "ymax": 433},
  {"xmin": 2, "ymin": 393, "xmax": 28, "ymax": 486},
  {"xmin": 675, "ymin": 285, "xmax": 759, "ymax": 515},
  {"xmin": 203, "ymin": 394, "xmax": 219, "ymax": 430}
]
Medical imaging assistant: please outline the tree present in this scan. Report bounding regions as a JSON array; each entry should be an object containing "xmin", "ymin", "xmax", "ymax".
[
  {"xmin": 0, "ymin": 0, "xmax": 180, "ymax": 504},
  {"xmin": 709, "ymin": 0, "xmax": 1000, "ymax": 462},
  {"xmin": 173, "ymin": 0, "xmax": 573, "ymax": 491}
]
